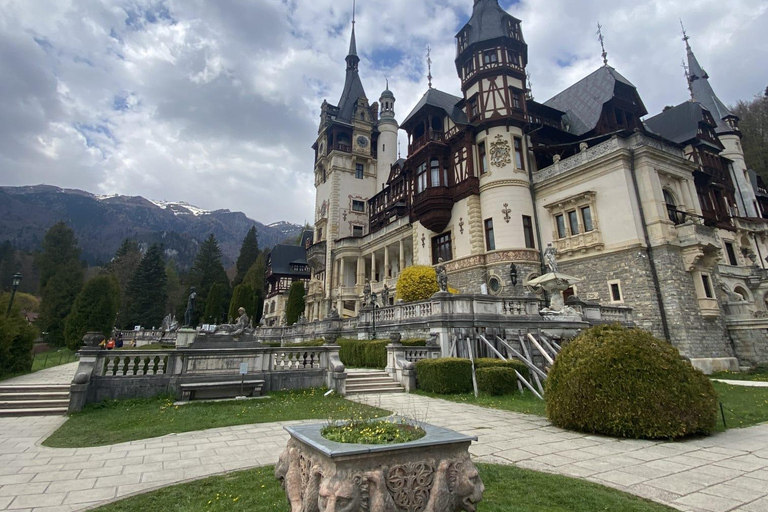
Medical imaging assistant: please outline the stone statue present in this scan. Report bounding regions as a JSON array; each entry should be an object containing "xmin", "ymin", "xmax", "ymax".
[
  {"xmin": 214, "ymin": 307, "xmax": 250, "ymax": 336},
  {"xmin": 370, "ymin": 291, "xmax": 378, "ymax": 308},
  {"xmin": 280, "ymin": 310, "xmax": 287, "ymax": 326},
  {"xmin": 720, "ymin": 283, "xmax": 744, "ymax": 302},
  {"xmin": 183, "ymin": 287, "xmax": 196, "ymax": 327},
  {"xmin": 544, "ymin": 243, "xmax": 558, "ymax": 273},
  {"xmin": 435, "ymin": 258, "xmax": 448, "ymax": 293},
  {"xmin": 381, "ymin": 284, "xmax": 390, "ymax": 306},
  {"xmin": 363, "ymin": 279, "xmax": 372, "ymax": 306},
  {"xmin": 329, "ymin": 305, "xmax": 339, "ymax": 319},
  {"xmin": 161, "ymin": 314, "xmax": 179, "ymax": 334}
]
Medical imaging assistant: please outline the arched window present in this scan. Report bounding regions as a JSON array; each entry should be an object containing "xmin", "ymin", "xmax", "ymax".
[
  {"xmin": 733, "ymin": 286, "xmax": 750, "ymax": 302},
  {"xmin": 663, "ymin": 189, "xmax": 682, "ymax": 225},
  {"xmin": 430, "ymin": 158, "xmax": 440, "ymax": 187}
]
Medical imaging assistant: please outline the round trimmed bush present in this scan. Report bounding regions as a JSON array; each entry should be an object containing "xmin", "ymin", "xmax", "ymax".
[
  {"xmin": 476, "ymin": 367, "xmax": 518, "ymax": 395},
  {"xmin": 396, "ymin": 265, "xmax": 439, "ymax": 302},
  {"xmin": 546, "ymin": 324, "xmax": 718, "ymax": 439},
  {"xmin": 475, "ymin": 357, "xmax": 529, "ymax": 380},
  {"xmin": 416, "ymin": 358, "xmax": 473, "ymax": 394}
]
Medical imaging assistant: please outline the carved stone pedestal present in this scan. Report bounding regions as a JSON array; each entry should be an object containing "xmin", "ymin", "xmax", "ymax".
[{"xmin": 276, "ymin": 418, "xmax": 484, "ymax": 512}]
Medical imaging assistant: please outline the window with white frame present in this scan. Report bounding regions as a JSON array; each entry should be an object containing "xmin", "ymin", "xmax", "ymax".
[
  {"xmin": 607, "ymin": 280, "xmax": 623, "ymax": 303},
  {"xmin": 544, "ymin": 191, "xmax": 603, "ymax": 256}
]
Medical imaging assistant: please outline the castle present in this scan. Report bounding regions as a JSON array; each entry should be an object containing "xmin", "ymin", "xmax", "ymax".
[{"xmin": 303, "ymin": 0, "xmax": 768, "ymax": 365}]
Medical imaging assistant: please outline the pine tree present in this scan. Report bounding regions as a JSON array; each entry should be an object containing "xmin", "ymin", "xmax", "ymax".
[
  {"xmin": 243, "ymin": 252, "xmax": 267, "ymax": 296},
  {"xmin": 285, "ymin": 280, "xmax": 306, "ymax": 326},
  {"xmin": 253, "ymin": 288, "xmax": 264, "ymax": 324},
  {"xmin": 204, "ymin": 283, "xmax": 226, "ymax": 324},
  {"xmin": 188, "ymin": 234, "xmax": 230, "ymax": 322},
  {"xmin": 228, "ymin": 284, "xmax": 256, "ymax": 321},
  {"xmin": 165, "ymin": 260, "xmax": 184, "ymax": 318},
  {"xmin": 233, "ymin": 227, "xmax": 259, "ymax": 287},
  {"xmin": 64, "ymin": 275, "xmax": 120, "ymax": 351},
  {"xmin": 0, "ymin": 297, "xmax": 37, "ymax": 377},
  {"xmin": 123, "ymin": 244, "xmax": 168, "ymax": 329},
  {"xmin": 0, "ymin": 241, "xmax": 17, "ymax": 293},
  {"xmin": 38, "ymin": 223, "xmax": 84, "ymax": 346},
  {"xmin": 106, "ymin": 238, "xmax": 142, "ymax": 327},
  {"xmin": 733, "ymin": 89, "xmax": 768, "ymax": 183}
]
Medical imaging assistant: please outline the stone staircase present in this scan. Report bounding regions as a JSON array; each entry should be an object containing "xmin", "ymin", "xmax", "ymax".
[
  {"xmin": 345, "ymin": 369, "xmax": 404, "ymax": 395},
  {"xmin": 0, "ymin": 384, "xmax": 70, "ymax": 416}
]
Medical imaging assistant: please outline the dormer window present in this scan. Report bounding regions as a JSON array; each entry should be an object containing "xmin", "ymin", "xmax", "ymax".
[
  {"xmin": 483, "ymin": 50, "xmax": 498, "ymax": 65},
  {"xmin": 464, "ymin": 58, "xmax": 474, "ymax": 78},
  {"xmin": 507, "ymin": 20, "xmax": 521, "ymax": 40}
]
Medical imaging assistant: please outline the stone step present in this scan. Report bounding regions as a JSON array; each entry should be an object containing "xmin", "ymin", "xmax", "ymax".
[
  {"xmin": 345, "ymin": 376, "xmax": 396, "ymax": 383},
  {"xmin": 345, "ymin": 372, "xmax": 391, "ymax": 378},
  {"xmin": 0, "ymin": 399, "xmax": 70, "ymax": 409},
  {"xmin": 346, "ymin": 386, "xmax": 405, "ymax": 395},
  {"xmin": 0, "ymin": 385, "xmax": 70, "ymax": 393},
  {"xmin": 0, "ymin": 407, "xmax": 68, "ymax": 417},
  {"xmin": 0, "ymin": 392, "xmax": 70, "ymax": 401}
]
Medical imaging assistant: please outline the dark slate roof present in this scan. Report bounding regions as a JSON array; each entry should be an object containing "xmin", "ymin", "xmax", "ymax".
[
  {"xmin": 401, "ymin": 88, "xmax": 467, "ymax": 127},
  {"xmin": 544, "ymin": 66, "xmax": 637, "ymax": 136},
  {"xmin": 458, "ymin": 0, "xmax": 521, "ymax": 46},
  {"xmin": 687, "ymin": 45, "xmax": 734, "ymax": 134},
  {"xmin": 268, "ymin": 244, "xmax": 309, "ymax": 276},
  {"xmin": 337, "ymin": 71, "xmax": 367, "ymax": 123},
  {"xmin": 644, "ymin": 101, "xmax": 707, "ymax": 144}
]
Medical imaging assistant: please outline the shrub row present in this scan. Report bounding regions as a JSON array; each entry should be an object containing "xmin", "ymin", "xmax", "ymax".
[
  {"xmin": 337, "ymin": 338, "xmax": 427, "ymax": 369},
  {"xmin": 416, "ymin": 357, "xmax": 529, "ymax": 395},
  {"xmin": 0, "ymin": 302, "xmax": 37, "ymax": 378}
]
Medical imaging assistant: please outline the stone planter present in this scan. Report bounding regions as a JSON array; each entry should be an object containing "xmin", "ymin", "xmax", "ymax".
[
  {"xmin": 275, "ymin": 417, "xmax": 484, "ymax": 512},
  {"xmin": 81, "ymin": 331, "xmax": 105, "ymax": 348}
]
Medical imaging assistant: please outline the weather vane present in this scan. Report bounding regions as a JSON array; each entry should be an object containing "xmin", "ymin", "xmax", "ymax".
[
  {"xmin": 680, "ymin": 18, "xmax": 690, "ymax": 51},
  {"xmin": 526, "ymin": 70, "xmax": 533, "ymax": 100},
  {"xmin": 596, "ymin": 23, "xmax": 608, "ymax": 66},
  {"xmin": 352, "ymin": 0, "xmax": 356, "ymax": 26},
  {"xmin": 426, "ymin": 45, "xmax": 433, "ymax": 89}
]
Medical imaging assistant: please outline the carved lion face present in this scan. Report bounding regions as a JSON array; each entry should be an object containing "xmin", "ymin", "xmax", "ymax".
[
  {"xmin": 449, "ymin": 461, "xmax": 484, "ymax": 512},
  {"xmin": 318, "ymin": 477, "xmax": 362, "ymax": 512}
]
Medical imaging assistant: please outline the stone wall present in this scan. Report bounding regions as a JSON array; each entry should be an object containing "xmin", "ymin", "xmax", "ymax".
[
  {"xmin": 559, "ymin": 245, "xmax": 732, "ymax": 359},
  {"xmin": 728, "ymin": 319, "xmax": 768, "ymax": 366},
  {"xmin": 447, "ymin": 261, "xmax": 541, "ymax": 296}
]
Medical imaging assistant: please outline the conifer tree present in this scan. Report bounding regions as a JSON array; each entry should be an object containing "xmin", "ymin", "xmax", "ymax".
[
  {"xmin": 123, "ymin": 244, "xmax": 168, "ymax": 329},
  {"xmin": 228, "ymin": 284, "xmax": 256, "ymax": 321},
  {"xmin": 38, "ymin": 222, "xmax": 84, "ymax": 346},
  {"xmin": 0, "ymin": 297, "xmax": 37, "ymax": 377},
  {"xmin": 243, "ymin": 252, "xmax": 267, "ymax": 295},
  {"xmin": 165, "ymin": 260, "xmax": 184, "ymax": 317},
  {"xmin": 188, "ymin": 234, "xmax": 230, "ymax": 321},
  {"xmin": 107, "ymin": 238, "xmax": 143, "ymax": 327},
  {"xmin": 204, "ymin": 283, "xmax": 226, "ymax": 323},
  {"xmin": 64, "ymin": 275, "xmax": 120, "ymax": 350},
  {"xmin": 285, "ymin": 280, "xmax": 306, "ymax": 326},
  {"xmin": 253, "ymin": 288, "xmax": 264, "ymax": 324},
  {"xmin": 233, "ymin": 227, "xmax": 259, "ymax": 286}
]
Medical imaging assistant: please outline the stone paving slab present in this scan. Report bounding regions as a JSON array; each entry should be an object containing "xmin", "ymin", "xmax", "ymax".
[
  {"xmin": 0, "ymin": 363, "xmax": 79, "ymax": 386},
  {"xmin": 0, "ymin": 391, "xmax": 767, "ymax": 511}
]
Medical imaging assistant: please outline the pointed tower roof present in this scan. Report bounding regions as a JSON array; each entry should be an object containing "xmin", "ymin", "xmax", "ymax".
[
  {"xmin": 336, "ymin": 19, "xmax": 367, "ymax": 123},
  {"xmin": 458, "ymin": 0, "xmax": 522, "ymax": 46},
  {"xmin": 685, "ymin": 36, "xmax": 736, "ymax": 134}
]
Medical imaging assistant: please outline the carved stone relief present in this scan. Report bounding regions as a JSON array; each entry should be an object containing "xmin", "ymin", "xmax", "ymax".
[{"xmin": 489, "ymin": 134, "xmax": 511, "ymax": 168}]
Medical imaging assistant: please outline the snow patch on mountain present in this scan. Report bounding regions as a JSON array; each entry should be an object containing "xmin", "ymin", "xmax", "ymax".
[{"xmin": 148, "ymin": 200, "xmax": 211, "ymax": 217}]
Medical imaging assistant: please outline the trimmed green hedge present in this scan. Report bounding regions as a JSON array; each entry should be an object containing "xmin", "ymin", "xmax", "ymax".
[
  {"xmin": 416, "ymin": 358, "xmax": 473, "ymax": 394},
  {"xmin": 287, "ymin": 339, "xmax": 325, "ymax": 347},
  {"xmin": 337, "ymin": 338, "xmax": 426, "ymax": 369},
  {"xmin": 546, "ymin": 324, "xmax": 718, "ymax": 439},
  {"xmin": 476, "ymin": 367, "xmax": 519, "ymax": 396},
  {"xmin": 475, "ymin": 357, "xmax": 529, "ymax": 380}
]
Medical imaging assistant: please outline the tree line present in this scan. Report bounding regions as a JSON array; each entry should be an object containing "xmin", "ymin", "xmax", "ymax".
[{"xmin": 33, "ymin": 222, "xmax": 268, "ymax": 350}]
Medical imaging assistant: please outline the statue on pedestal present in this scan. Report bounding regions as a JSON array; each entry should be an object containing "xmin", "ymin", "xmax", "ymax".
[
  {"xmin": 436, "ymin": 258, "xmax": 448, "ymax": 293},
  {"xmin": 214, "ymin": 307, "xmax": 250, "ymax": 336},
  {"xmin": 544, "ymin": 243, "xmax": 559, "ymax": 273},
  {"xmin": 363, "ymin": 279, "xmax": 371, "ymax": 306},
  {"xmin": 183, "ymin": 287, "xmax": 196, "ymax": 327},
  {"xmin": 381, "ymin": 284, "xmax": 390, "ymax": 306}
]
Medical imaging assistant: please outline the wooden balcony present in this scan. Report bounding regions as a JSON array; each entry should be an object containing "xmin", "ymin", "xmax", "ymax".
[
  {"xmin": 409, "ymin": 129, "xmax": 445, "ymax": 155},
  {"xmin": 412, "ymin": 186, "xmax": 453, "ymax": 233}
]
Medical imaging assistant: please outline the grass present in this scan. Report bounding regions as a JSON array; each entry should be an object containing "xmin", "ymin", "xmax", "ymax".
[
  {"xmin": 712, "ymin": 381, "xmax": 768, "ymax": 431},
  {"xmin": 711, "ymin": 366, "xmax": 768, "ymax": 382},
  {"xmin": 91, "ymin": 463, "xmax": 675, "ymax": 512},
  {"xmin": 413, "ymin": 388, "xmax": 548, "ymax": 417},
  {"xmin": 1, "ymin": 347, "xmax": 78, "ymax": 382},
  {"xmin": 43, "ymin": 389, "xmax": 389, "ymax": 448}
]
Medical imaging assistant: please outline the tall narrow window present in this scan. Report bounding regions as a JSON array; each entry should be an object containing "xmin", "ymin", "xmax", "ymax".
[
  {"xmin": 483, "ymin": 50, "xmax": 498, "ymax": 65},
  {"xmin": 725, "ymin": 242, "xmax": 738, "ymax": 266},
  {"xmin": 430, "ymin": 158, "xmax": 440, "ymax": 187},
  {"xmin": 432, "ymin": 232, "xmax": 452, "ymax": 264},
  {"xmin": 479, "ymin": 142, "xmax": 488, "ymax": 174},
  {"xmin": 484, "ymin": 219, "xmax": 495, "ymax": 251},
  {"xmin": 555, "ymin": 214, "xmax": 566, "ymax": 239},
  {"xmin": 355, "ymin": 163, "xmax": 364, "ymax": 179},
  {"xmin": 701, "ymin": 274, "xmax": 714, "ymax": 299},
  {"xmin": 514, "ymin": 137, "xmax": 524, "ymax": 169},
  {"xmin": 568, "ymin": 211, "xmax": 579, "ymax": 235},
  {"xmin": 609, "ymin": 282, "xmax": 622, "ymax": 302},
  {"xmin": 469, "ymin": 98, "xmax": 479, "ymax": 118},
  {"xmin": 522, "ymin": 215, "xmax": 535, "ymax": 249},
  {"xmin": 352, "ymin": 225, "xmax": 364, "ymax": 237},
  {"xmin": 663, "ymin": 190, "xmax": 681, "ymax": 225},
  {"xmin": 416, "ymin": 162, "xmax": 427, "ymax": 193},
  {"xmin": 581, "ymin": 206, "xmax": 593, "ymax": 232},
  {"xmin": 512, "ymin": 91, "xmax": 521, "ymax": 109}
]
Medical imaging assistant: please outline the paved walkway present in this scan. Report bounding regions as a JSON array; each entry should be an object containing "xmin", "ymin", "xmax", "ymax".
[
  {"xmin": 0, "ymin": 363, "xmax": 79, "ymax": 387},
  {"xmin": 0, "ymin": 391, "xmax": 767, "ymax": 512},
  {"xmin": 712, "ymin": 379, "xmax": 768, "ymax": 388}
]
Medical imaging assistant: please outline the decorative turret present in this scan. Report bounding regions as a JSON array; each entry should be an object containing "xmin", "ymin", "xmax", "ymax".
[{"xmin": 377, "ymin": 83, "xmax": 399, "ymax": 188}]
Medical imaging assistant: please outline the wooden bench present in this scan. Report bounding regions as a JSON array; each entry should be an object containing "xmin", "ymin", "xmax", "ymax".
[{"xmin": 180, "ymin": 380, "xmax": 265, "ymax": 401}]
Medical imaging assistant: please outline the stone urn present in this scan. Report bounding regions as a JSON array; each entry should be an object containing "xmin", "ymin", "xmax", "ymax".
[
  {"xmin": 81, "ymin": 331, "xmax": 106, "ymax": 348},
  {"xmin": 275, "ymin": 417, "xmax": 484, "ymax": 512}
]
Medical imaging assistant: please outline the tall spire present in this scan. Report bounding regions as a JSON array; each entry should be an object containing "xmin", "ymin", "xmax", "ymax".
[
  {"xmin": 346, "ymin": 0, "xmax": 359, "ymax": 71},
  {"xmin": 596, "ymin": 22, "xmax": 608, "ymax": 66},
  {"xmin": 426, "ymin": 45, "xmax": 433, "ymax": 89},
  {"xmin": 336, "ymin": 0, "xmax": 366, "ymax": 122},
  {"xmin": 681, "ymin": 23, "xmax": 736, "ymax": 134}
]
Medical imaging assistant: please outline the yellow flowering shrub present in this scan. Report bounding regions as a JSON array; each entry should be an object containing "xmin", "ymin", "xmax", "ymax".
[{"xmin": 396, "ymin": 265, "xmax": 439, "ymax": 302}]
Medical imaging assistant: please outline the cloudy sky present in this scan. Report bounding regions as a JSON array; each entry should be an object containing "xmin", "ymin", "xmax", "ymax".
[{"xmin": 1, "ymin": 0, "xmax": 766, "ymax": 225}]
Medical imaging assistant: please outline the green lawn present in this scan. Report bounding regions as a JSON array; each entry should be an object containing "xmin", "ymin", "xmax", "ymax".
[
  {"xmin": 413, "ymin": 388, "xmax": 548, "ymax": 417},
  {"xmin": 92, "ymin": 463, "xmax": 675, "ymax": 512},
  {"xmin": 711, "ymin": 366, "xmax": 768, "ymax": 382},
  {"xmin": 43, "ymin": 389, "xmax": 389, "ymax": 448},
  {"xmin": 712, "ymin": 381, "xmax": 768, "ymax": 431},
  {"xmin": 31, "ymin": 347, "xmax": 77, "ymax": 371}
]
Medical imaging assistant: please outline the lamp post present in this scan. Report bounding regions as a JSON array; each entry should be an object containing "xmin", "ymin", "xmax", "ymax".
[
  {"xmin": 370, "ymin": 291, "xmax": 379, "ymax": 340},
  {"xmin": 6, "ymin": 272, "xmax": 22, "ymax": 316}
]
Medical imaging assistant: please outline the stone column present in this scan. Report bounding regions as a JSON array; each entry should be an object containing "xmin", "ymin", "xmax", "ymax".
[
  {"xmin": 339, "ymin": 257, "xmax": 346, "ymax": 288},
  {"xmin": 384, "ymin": 246, "xmax": 390, "ymax": 280},
  {"xmin": 371, "ymin": 251, "xmax": 377, "ymax": 282},
  {"xmin": 356, "ymin": 256, "xmax": 364, "ymax": 285},
  {"xmin": 399, "ymin": 240, "xmax": 405, "ymax": 275}
]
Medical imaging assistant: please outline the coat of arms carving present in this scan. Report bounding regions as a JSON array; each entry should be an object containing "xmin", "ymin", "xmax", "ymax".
[{"xmin": 489, "ymin": 134, "xmax": 511, "ymax": 168}]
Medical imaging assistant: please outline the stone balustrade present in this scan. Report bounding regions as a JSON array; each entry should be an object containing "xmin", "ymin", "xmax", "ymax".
[{"xmin": 386, "ymin": 343, "xmax": 441, "ymax": 391}]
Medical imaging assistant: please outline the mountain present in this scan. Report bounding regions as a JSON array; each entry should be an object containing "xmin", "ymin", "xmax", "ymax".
[{"xmin": 0, "ymin": 185, "xmax": 304, "ymax": 268}]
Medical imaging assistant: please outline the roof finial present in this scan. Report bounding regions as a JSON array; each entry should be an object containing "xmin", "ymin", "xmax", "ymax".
[
  {"xmin": 526, "ymin": 70, "xmax": 533, "ymax": 100},
  {"xmin": 596, "ymin": 22, "xmax": 608, "ymax": 66},
  {"xmin": 352, "ymin": 0, "xmax": 356, "ymax": 27},
  {"xmin": 680, "ymin": 18, "xmax": 691, "ymax": 51},
  {"xmin": 385, "ymin": 78, "xmax": 389, "ymax": 90},
  {"xmin": 397, "ymin": 138, "xmax": 401, "ymax": 159},
  {"xmin": 682, "ymin": 59, "xmax": 694, "ymax": 101},
  {"xmin": 426, "ymin": 45, "xmax": 433, "ymax": 89}
]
